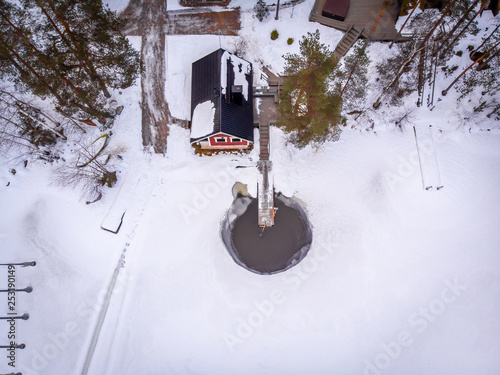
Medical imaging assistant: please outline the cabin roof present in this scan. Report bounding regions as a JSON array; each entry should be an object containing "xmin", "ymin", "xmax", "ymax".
[{"xmin": 190, "ymin": 49, "xmax": 254, "ymax": 143}]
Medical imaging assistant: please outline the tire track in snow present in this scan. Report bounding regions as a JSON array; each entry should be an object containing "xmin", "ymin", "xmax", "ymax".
[{"xmin": 80, "ymin": 170, "xmax": 155, "ymax": 375}]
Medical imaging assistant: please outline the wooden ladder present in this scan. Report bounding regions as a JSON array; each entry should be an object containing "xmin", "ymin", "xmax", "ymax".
[
  {"xmin": 334, "ymin": 26, "xmax": 364, "ymax": 59},
  {"xmin": 259, "ymin": 123, "xmax": 270, "ymax": 161}
]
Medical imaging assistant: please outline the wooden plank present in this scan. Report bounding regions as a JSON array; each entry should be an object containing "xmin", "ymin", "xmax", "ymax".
[{"xmin": 257, "ymin": 160, "xmax": 274, "ymax": 227}]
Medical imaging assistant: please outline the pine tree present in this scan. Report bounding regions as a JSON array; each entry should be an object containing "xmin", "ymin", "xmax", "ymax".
[
  {"xmin": 0, "ymin": 0, "xmax": 139, "ymax": 123},
  {"xmin": 278, "ymin": 30, "xmax": 342, "ymax": 147},
  {"xmin": 339, "ymin": 41, "xmax": 370, "ymax": 111},
  {"xmin": 254, "ymin": 0, "xmax": 269, "ymax": 22}
]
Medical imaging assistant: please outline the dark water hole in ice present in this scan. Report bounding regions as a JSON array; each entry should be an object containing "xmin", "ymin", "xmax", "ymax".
[{"xmin": 221, "ymin": 187, "xmax": 313, "ymax": 275}]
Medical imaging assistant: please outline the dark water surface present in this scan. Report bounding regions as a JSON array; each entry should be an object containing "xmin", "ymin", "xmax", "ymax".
[{"xmin": 222, "ymin": 194, "xmax": 312, "ymax": 275}]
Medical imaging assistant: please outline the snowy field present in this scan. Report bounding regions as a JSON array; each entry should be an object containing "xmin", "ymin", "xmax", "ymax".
[{"xmin": 1, "ymin": 1, "xmax": 500, "ymax": 374}]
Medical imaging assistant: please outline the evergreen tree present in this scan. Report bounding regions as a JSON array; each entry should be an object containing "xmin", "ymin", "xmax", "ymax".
[
  {"xmin": 254, "ymin": 0, "xmax": 269, "ymax": 22},
  {"xmin": 0, "ymin": 0, "xmax": 139, "ymax": 123},
  {"xmin": 338, "ymin": 41, "xmax": 371, "ymax": 111},
  {"xmin": 277, "ymin": 30, "xmax": 342, "ymax": 147}
]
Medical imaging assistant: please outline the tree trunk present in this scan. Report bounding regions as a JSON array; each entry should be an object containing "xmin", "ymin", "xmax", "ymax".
[
  {"xmin": 373, "ymin": 0, "xmax": 459, "ymax": 107},
  {"xmin": 419, "ymin": 0, "xmax": 459, "ymax": 51},
  {"xmin": 417, "ymin": 46, "xmax": 426, "ymax": 107},
  {"xmin": 16, "ymin": 106, "xmax": 67, "ymax": 140},
  {"xmin": 487, "ymin": 103, "xmax": 500, "ymax": 118},
  {"xmin": 0, "ymin": 37, "xmax": 66, "ymax": 104},
  {"xmin": 442, "ymin": 39, "xmax": 500, "ymax": 95},
  {"xmin": 440, "ymin": 1, "xmax": 488, "ymax": 59},
  {"xmin": 340, "ymin": 41, "xmax": 368, "ymax": 98},
  {"xmin": 439, "ymin": 0, "xmax": 480, "ymax": 55},
  {"xmin": 473, "ymin": 23, "xmax": 500, "ymax": 53},
  {"xmin": 0, "ymin": 11, "xmax": 110, "ymax": 120},
  {"xmin": 291, "ymin": 57, "xmax": 315, "ymax": 115},
  {"xmin": 374, "ymin": 40, "xmax": 426, "ymax": 106},
  {"xmin": 370, "ymin": 0, "xmax": 389, "ymax": 36},
  {"xmin": 1, "ymin": 89, "xmax": 86, "ymax": 132},
  {"xmin": 390, "ymin": 0, "xmax": 422, "ymax": 48}
]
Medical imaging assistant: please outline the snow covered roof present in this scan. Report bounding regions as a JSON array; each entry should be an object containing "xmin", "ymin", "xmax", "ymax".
[
  {"xmin": 190, "ymin": 49, "xmax": 254, "ymax": 143},
  {"xmin": 220, "ymin": 51, "xmax": 252, "ymax": 100},
  {"xmin": 190, "ymin": 100, "xmax": 216, "ymax": 139}
]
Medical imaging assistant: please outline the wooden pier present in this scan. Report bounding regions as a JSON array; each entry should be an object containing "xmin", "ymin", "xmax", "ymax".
[
  {"xmin": 259, "ymin": 122, "xmax": 270, "ymax": 161},
  {"xmin": 257, "ymin": 159, "xmax": 274, "ymax": 227},
  {"xmin": 254, "ymin": 67, "xmax": 283, "ymax": 227},
  {"xmin": 257, "ymin": 121, "xmax": 274, "ymax": 227}
]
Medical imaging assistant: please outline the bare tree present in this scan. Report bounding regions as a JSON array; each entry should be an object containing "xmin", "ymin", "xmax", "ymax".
[{"xmin": 54, "ymin": 135, "xmax": 121, "ymax": 201}]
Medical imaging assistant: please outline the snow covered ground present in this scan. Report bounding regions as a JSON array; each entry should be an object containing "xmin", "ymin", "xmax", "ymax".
[{"xmin": 2, "ymin": 1, "xmax": 500, "ymax": 374}]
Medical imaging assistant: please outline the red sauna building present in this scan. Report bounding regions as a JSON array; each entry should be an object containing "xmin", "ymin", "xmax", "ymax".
[{"xmin": 190, "ymin": 49, "xmax": 254, "ymax": 151}]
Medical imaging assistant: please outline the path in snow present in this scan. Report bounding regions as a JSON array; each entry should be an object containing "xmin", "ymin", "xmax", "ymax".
[
  {"xmin": 120, "ymin": 0, "xmax": 240, "ymax": 153},
  {"xmin": 86, "ymin": 128, "xmax": 500, "ymax": 375},
  {"xmin": 121, "ymin": 0, "xmax": 173, "ymax": 154},
  {"xmin": 82, "ymin": 171, "xmax": 155, "ymax": 375}
]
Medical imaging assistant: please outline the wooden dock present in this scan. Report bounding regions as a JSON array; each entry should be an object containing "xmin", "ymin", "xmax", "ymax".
[
  {"xmin": 257, "ymin": 122, "xmax": 274, "ymax": 227},
  {"xmin": 259, "ymin": 123, "xmax": 270, "ymax": 161},
  {"xmin": 257, "ymin": 160, "xmax": 274, "ymax": 227},
  {"xmin": 310, "ymin": 0, "xmax": 403, "ymax": 41},
  {"xmin": 254, "ymin": 67, "xmax": 283, "ymax": 227}
]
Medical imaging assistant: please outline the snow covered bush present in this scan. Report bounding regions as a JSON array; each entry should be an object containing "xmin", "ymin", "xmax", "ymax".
[
  {"xmin": 230, "ymin": 38, "xmax": 248, "ymax": 57},
  {"xmin": 254, "ymin": 0, "xmax": 269, "ymax": 22}
]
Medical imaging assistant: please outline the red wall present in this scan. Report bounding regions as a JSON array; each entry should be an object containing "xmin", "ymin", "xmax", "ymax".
[{"xmin": 208, "ymin": 133, "xmax": 249, "ymax": 147}]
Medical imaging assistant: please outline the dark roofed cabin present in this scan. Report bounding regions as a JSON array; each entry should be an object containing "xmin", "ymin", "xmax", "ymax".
[{"xmin": 190, "ymin": 49, "xmax": 254, "ymax": 150}]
